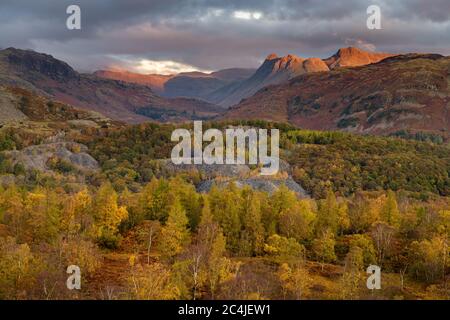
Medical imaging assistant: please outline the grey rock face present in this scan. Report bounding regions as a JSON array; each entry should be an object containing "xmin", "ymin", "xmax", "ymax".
[
  {"xmin": 3, "ymin": 142, "xmax": 99, "ymax": 172},
  {"xmin": 161, "ymin": 158, "xmax": 308, "ymax": 198},
  {"xmin": 197, "ymin": 177, "xmax": 308, "ymax": 198}
]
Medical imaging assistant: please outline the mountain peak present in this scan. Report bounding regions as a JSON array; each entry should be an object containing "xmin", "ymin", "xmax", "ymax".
[
  {"xmin": 0, "ymin": 47, "xmax": 78, "ymax": 80},
  {"xmin": 265, "ymin": 53, "xmax": 279, "ymax": 60},
  {"xmin": 324, "ymin": 46, "xmax": 394, "ymax": 69}
]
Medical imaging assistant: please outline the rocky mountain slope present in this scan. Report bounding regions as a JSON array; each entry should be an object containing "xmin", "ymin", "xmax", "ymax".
[
  {"xmin": 0, "ymin": 85, "xmax": 111, "ymax": 126},
  {"xmin": 0, "ymin": 48, "xmax": 223, "ymax": 123},
  {"xmin": 224, "ymin": 54, "xmax": 450, "ymax": 136},
  {"xmin": 207, "ymin": 54, "xmax": 328, "ymax": 107},
  {"xmin": 323, "ymin": 47, "xmax": 393, "ymax": 68},
  {"xmin": 208, "ymin": 47, "xmax": 392, "ymax": 108}
]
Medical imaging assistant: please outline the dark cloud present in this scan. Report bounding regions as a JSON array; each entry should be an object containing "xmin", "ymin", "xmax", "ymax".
[{"xmin": 0, "ymin": 0, "xmax": 448, "ymax": 72}]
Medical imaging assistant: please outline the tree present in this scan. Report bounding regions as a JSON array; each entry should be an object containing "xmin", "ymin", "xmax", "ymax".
[
  {"xmin": 370, "ymin": 222, "xmax": 396, "ymax": 266},
  {"xmin": 208, "ymin": 185, "xmax": 241, "ymax": 253},
  {"xmin": 158, "ymin": 197, "xmax": 190, "ymax": 260},
  {"xmin": 264, "ymin": 185, "xmax": 297, "ymax": 235},
  {"xmin": 316, "ymin": 190, "xmax": 349, "ymax": 236},
  {"xmin": 25, "ymin": 188, "xmax": 61, "ymax": 244},
  {"xmin": 169, "ymin": 177, "xmax": 202, "ymax": 231},
  {"xmin": 381, "ymin": 190, "xmax": 400, "ymax": 228},
  {"xmin": 409, "ymin": 236, "xmax": 448, "ymax": 283},
  {"xmin": 179, "ymin": 197, "xmax": 237, "ymax": 299},
  {"xmin": 238, "ymin": 188, "xmax": 265, "ymax": 256},
  {"xmin": 264, "ymin": 234, "xmax": 304, "ymax": 258},
  {"xmin": 205, "ymin": 230, "xmax": 236, "ymax": 299},
  {"xmin": 339, "ymin": 246, "xmax": 364, "ymax": 300},
  {"xmin": 348, "ymin": 192, "xmax": 381, "ymax": 233},
  {"xmin": 0, "ymin": 237, "xmax": 41, "ymax": 299},
  {"xmin": 0, "ymin": 185, "xmax": 26, "ymax": 240},
  {"xmin": 136, "ymin": 220, "xmax": 160, "ymax": 265},
  {"xmin": 127, "ymin": 262, "xmax": 179, "ymax": 300},
  {"xmin": 278, "ymin": 262, "xmax": 312, "ymax": 300},
  {"xmin": 139, "ymin": 177, "xmax": 171, "ymax": 222},
  {"xmin": 92, "ymin": 182, "xmax": 128, "ymax": 248},
  {"xmin": 279, "ymin": 199, "xmax": 316, "ymax": 243},
  {"xmin": 348, "ymin": 234, "xmax": 377, "ymax": 265},
  {"xmin": 61, "ymin": 189, "xmax": 92, "ymax": 238},
  {"xmin": 312, "ymin": 229, "xmax": 336, "ymax": 270}
]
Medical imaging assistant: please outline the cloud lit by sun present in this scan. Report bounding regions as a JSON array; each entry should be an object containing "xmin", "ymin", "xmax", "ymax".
[
  {"xmin": 233, "ymin": 11, "xmax": 263, "ymax": 20},
  {"xmin": 108, "ymin": 57, "xmax": 211, "ymax": 75}
]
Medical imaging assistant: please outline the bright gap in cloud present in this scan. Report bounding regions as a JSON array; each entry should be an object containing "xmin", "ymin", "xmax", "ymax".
[
  {"xmin": 136, "ymin": 59, "xmax": 208, "ymax": 75},
  {"xmin": 109, "ymin": 56, "xmax": 211, "ymax": 75},
  {"xmin": 233, "ymin": 11, "xmax": 263, "ymax": 20}
]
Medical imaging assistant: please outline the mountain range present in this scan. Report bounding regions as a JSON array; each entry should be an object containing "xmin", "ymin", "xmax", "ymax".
[
  {"xmin": 225, "ymin": 53, "xmax": 450, "ymax": 137},
  {"xmin": 0, "ymin": 46, "xmax": 448, "ymax": 139},
  {"xmin": 0, "ymin": 47, "xmax": 223, "ymax": 123}
]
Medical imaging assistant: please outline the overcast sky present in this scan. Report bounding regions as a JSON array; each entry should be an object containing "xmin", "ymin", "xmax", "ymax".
[{"xmin": 1, "ymin": 0, "xmax": 449, "ymax": 74}]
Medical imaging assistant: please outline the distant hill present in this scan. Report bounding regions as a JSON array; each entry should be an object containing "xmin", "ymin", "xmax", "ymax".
[
  {"xmin": 224, "ymin": 53, "xmax": 450, "ymax": 137},
  {"xmin": 0, "ymin": 48, "xmax": 223, "ymax": 123},
  {"xmin": 95, "ymin": 67, "xmax": 256, "ymax": 102},
  {"xmin": 93, "ymin": 70, "xmax": 173, "ymax": 95}
]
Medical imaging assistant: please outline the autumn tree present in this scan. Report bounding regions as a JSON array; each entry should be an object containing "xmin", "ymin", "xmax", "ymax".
[
  {"xmin": 380, "ymin": 190, "xmax": 400, "ymax": 228},
  {"xmin": 208, "ymin": 185, "xmax": 241, "ymax": 253},
  {"xmin": 139, "ymin": 177, "xmax": 171, "ymax": 222},
  {"xmin": 238, "ymin": 188, "xmax": 265, "ymax": 256},
  {"xmin": 370, "ymin": 222, "xmax": 396, "ymax": 266},
  {"xmin": 409, "ymin": 236, "xmax": 448, "ymax": 283},
  {"xmin": 348, "ymin": 192, "xmax": 381, "ymax": 233},
  {"xmin": 312, "ymin": 229, "xmax": 336, "ymax": 270},
  {"xmin": 0, "ymin": 237, "xmax": 41, "ymax": 299},
  {"xmin": 278, "ymin": 262, "xmax": 312, "ymax": 300},
  {"xmin": 127, "ymin": 262, "xmax": 179, "ymax": 300},
  {"xmin": 25, "ymin": 188, "xmax": 61, "ymax": 244},
  {"xmin": 264, "ymin": 234, "xmax": 304, "ymax": 259},
  {"xmin": 348, "ymin": 234, "xmax": 377, "ymax": 266},
  {"xmin": 316, "ymin": 190, "xmax": 349, "ymax": 236},
  {"xmin": 169, "ymin": 177, "xmax": 202, "ymax": 231},
  {"xmin": 279, "ymin": 199, "xmax": 316, "ymax": 243},
  {"xmin": 264, "ymin": 185, "xmax": 297, "ymax": 235},
  {"xmin": 0, "ymin": 185, "xmax": 26, "ymax": 241},
  {"xmin": 158, "ymin": 197, "xmax": 190, "ymax": 260},
  {"xmin": 339, "ymin": 246, "xmax": 364, "ymax": 300},
  {"xmin": 176, "ymin": 197, "xmax": 237, "ymax": 299},
  {"xmin": 92, "ymin": 182, "xmax": 128, "ymax": 248}
]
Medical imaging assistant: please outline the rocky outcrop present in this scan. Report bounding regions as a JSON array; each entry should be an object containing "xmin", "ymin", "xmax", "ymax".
[
  {"xmin": 197, "ymin": 177, "xmax": 308, "ymax": 197},
  {"xmin": 3, "ymin": 142, "xmax": 99, "ymax": 173},
  {"xmin": 161, "ymin": 159, "xmax": 308, "ymax": 197}
]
